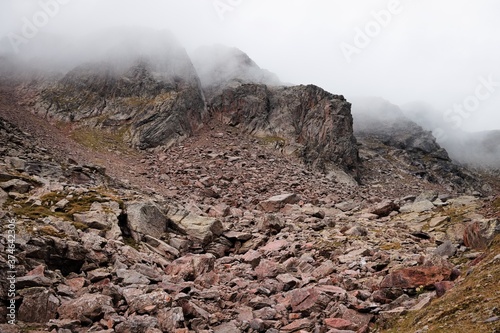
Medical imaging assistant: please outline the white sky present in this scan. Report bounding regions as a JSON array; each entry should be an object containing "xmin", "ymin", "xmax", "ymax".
[{"xmin": 1, "ymin": 0, "xmax": 499, "ymax": 131}]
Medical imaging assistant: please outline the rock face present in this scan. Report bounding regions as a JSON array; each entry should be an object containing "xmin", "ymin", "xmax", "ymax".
[
  {"xmin": 28, "ymin": 30, "xmax": 207, "ymax": 150},
  {"xmin": 209, "ymin": 84, "xmax": 359, "ymax": 177},
  {"xmin": 351, "ymin": 97, "xmax": 482, "ymax": 192},
  {"xmin": 192, "ymin": 45, "xmax": 281, "ymax": 100}
]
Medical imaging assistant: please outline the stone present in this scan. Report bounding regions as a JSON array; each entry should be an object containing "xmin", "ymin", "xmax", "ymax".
[
  {"xmin": 277, "ymin": 273, "xmax": 300, "ymax": 291},
  {"xmin": 212, "ymin": 321, "xmax": 241, "ymax": 333},
  {"xmin": 223, "ymin": 231, "xmax": 252, "ymax": 241},
  {"xmin": 144, "ymin": 235, "xmax": 180, "ymax": 258},
  {"xmin": 415, "ymin": 190, "xmax": 438, "ymax": 203},
  {"xmin": 241, "ymin": 249, "xmax": 262, "ymax": 268},
  {"xmin": 255, "ymin": 259, "xmax": 285, "ymax": 279},
  {"xmin": 380, "ymin": 265, "xmax": 452, "ymax": 289},
  {"xmin": 128, "ymin": 290, "xmax": 172, "ymax": 314},
  {"xmin": 434, "ymin": 281, "xmax": 455, "ymax": 297},
  {"xmin": 311, "ymin": 260, "xmax": 335, "ymax": 279},
  {"xmin": 58, "ymin": 293, "xmax": 113, "ymax": 320},
  {"xmin": 73, "ymin": 201, "xmax": 120, "ymax": 231},
  {"xmin": 257, "ymin": 214, "xmax": 285, "ymax": 233},
  {"xmin": 258, "ymin": 193, "xmax": 301, "ymax": 212},
  {"xmin": 335, "ymin": 201, "xmax": 358, "ymax": 212},
  {"xmin": 18, "ymin": 287, "xmax": 59, "ymax": 323},
  {"xmin": 115, "ymin": 315, "xmax": 159, "ymax": 333},
  {"xmin": 116, "ymin": 269, "xmax": 150, "ymax": 285},
  {"xmin": 400, "ymin": 200, "xmax": 435, "ymax": 213},
  {"xmin": 87, "ymin": 268, "xmax": 112, "ymax": 282},
  {"xmin": 463, "ymin": 219, "xmax": 500, "ymax": 250},
  {"xmin": 166, "ymin": 205, "xmax": 224, "ymax": 245},
  {"xmin": 324, "ymin": 318, "xmax": 355, "ymax": 330},
  {"xmin": 0, "ymin": 179, "xmax": 31, "ymax": 193},
  {"xmin": 280, "ymin": 318, "xmax": 313, "ymax": 332},
  {"xmin": 157, "ymin": 307, "xmax": 184, "ymax": 332},
  {"xmin": 0, "ymin": 188, "xmax": 8, "ymax": 206},
  {"xmin": 429, "ymin": 216, "xmax": 449, "ymax": 228},
  {"xmin": 434, "ymin": 240, "xmax": 456, "ymax": 257},
  {"xmin": 16, "ymin": 275, "xmax": 53, "ymax": 288},
  {"xmin": 126, "ymin": 201, "xmax": 169, "ymax": 242},
  {"xmin": 260, "ymin": 239, "xmax": 289, "ymax": 253},
  {"xmin": 369, "ymin": 200, "xmax": 399, "ymax": 217},
  {"xmin": 164, "ymin": 254, "xmax": 215, "ymax": 282}
]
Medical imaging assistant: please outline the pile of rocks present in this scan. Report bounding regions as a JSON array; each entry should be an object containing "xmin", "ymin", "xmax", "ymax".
[{"xmin": 1, "ymin": 116, "xmax": 498, "ymax": 333}]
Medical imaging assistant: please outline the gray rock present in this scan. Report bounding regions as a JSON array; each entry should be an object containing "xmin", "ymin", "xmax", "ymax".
[
  {"xmin": 415, "ymin": 190, "xmax": 439, "ymax": 203},
  {"xmin": 126, "ymin": 201, "xmax": 169, "ymax": 242},
  {"xmin": 165, "ymin": 204, "xmax": 224, "ymax": 245},
  {"xmin": 73, "ymin": 201, "xmax": 120, "ymax": 231},
  {"xmin": 213, "ymin": 321, "xmax": 241, "ymax": 333},
  {"xmin": 116, "ymin": 269, "xmax": 150, "ymax": 285},
  {"xmin": 400, "ymin": 200, "xmax": 435, "ymax": 213},
  {"xmin": 258, "ymin": 193, "xmax": 301, "ymax": 213},
  {"xmin": 0, "ymin": 179, "xmax": 30, "ymax": 194},
  {"xmin": 434, "ymin": 240, "xmax": 457, "ymax": 258},
  {"xmin": 210, "ymin": 84, "xmax": 359, "ymax": 176}
]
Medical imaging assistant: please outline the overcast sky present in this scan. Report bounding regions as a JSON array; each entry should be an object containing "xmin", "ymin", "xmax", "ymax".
[{"xmin": 1, "ymin": 0, "xmax": 499, "ymax": 132}]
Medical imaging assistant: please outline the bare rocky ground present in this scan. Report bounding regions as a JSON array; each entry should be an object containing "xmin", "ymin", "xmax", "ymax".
[{"xmin": 0, "ymin": 83, "xmax": 499, "ymax": 333}]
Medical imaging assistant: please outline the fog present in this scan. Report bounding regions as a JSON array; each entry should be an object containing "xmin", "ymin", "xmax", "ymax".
[{"xmin": 1, "ymin": 0, "xmax": 500, "ymax": 134}]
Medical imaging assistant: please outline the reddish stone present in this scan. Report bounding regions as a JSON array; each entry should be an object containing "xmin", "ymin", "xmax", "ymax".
[
  {"xmin": 324, "ymin": 318, "xmax": 354, "ymax": 330},
  {"xmin": 380, "ymin": 265, "xmax": 452, "ymax": 289},
  {"xmin": 65, "ymin": 277, "xmax": 86, "ymax": 292},
  {"xmin": 26, "ymin": 265, "xmax": 45, "ymax": 276},
  {"xmin": 280, "ymin": 318, "xmax": 312, "ymax": 332},
  {"xmin": 260, "ymin": 239, "xmax": 289, "ymax": 253},
  {"xmin": 255, "ymin": 259, "xmax": 285, "ymax": 279},
  {"xmin": 369, "ymin": 200, "xmax": 399, "ymax": 217}
]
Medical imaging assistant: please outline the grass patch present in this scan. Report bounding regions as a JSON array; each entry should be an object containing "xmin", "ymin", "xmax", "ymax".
[
  {"xmin": 70, "ymin": 126, "xmax": 135, "ymax": 156},
  {"xmin": 11, "ymin": 190, "xmax": 113, "ymax": 222},
  {"xmin": 258, "ymin": 136, "xmax": 286, "ymax": 146},
  {"xmin": 380, "ymin": 242, "xmax": 402, "ymax": 251}
]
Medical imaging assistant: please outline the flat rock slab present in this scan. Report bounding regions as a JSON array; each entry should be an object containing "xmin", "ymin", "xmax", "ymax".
[{"xmin": 258, "ymin": 193, "xmax": 301, "ymax": 212}]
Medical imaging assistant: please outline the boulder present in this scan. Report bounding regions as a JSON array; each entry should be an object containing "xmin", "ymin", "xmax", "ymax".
[
  {"xmin": 380, "ymin": 265, "xmax": 452, "ymax": 290},
  {"xmin": 165, "ymin": 205, "xmax": 224, "ymax": 245},
  {"xmin": 463, "ymin": 219, "xmax": 500, "ymax": 250},
  {"xmin": 369, "ymin": 200, "xmax": 399, "ymax": 217},
  {"xmin": 73, "ymin": 201, "xmax": 121, "ymax": 233},
  {"xmin": 258, "ymin": 193, "xmax": 301, "ymax": 213},
  {"xmin": 58, "ymin": 293, "xmax": 113, "ymax": 321},
  {"xmin": 126, "ymin": 201, "xmax": 169, "ymax": 242},
  {"xmin": 164, "ymin": 254, "xmax": 215, "ymax": 282},
  {"xmin": 18, "ymin": 287, "xmax": 59, "ymax": 323},
  {"xmin": 0, "ymin": 179, "xmax": 30, "ymax": 193}
]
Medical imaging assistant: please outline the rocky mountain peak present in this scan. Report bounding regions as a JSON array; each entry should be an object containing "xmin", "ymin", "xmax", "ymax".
[{"xmin": 192, "ymin": 44, "xmax": 281, "ymax": 99}]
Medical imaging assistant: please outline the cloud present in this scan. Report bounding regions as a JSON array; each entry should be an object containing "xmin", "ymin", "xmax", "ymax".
[{"xmin": 0, "ymin": 0, "xmax": 499, "ymax": 131}]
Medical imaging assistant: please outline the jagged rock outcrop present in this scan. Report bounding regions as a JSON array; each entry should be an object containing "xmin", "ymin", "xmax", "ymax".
[
  {"xmin": 351, "ymin": 97, "xmax": 483, "ymax": 192},
  {"xmin": 24, "ymin": 30, "xmax": 207, "ymax": 150},
  {"xmin": 192, "ymin": 45, "xmax": 281, "ymax": 100},
  {"xmin": 209, "ymin": 84, "xmax": 359, "ymax": 177}
]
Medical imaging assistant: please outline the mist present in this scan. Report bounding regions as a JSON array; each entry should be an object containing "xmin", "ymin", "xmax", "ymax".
[{"xmin": 1, "ymin": 0, "xmax": 500, "ymax": 135}]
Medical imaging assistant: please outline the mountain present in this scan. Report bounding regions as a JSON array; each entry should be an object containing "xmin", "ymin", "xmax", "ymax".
[
  {"xmin": 401, "ymin": 101, "xmax": 500, "ymax": 170},
  {"xmin": 192, "ymin": 44, "xmax": 281, "ymax": 100},
  {"xmin": 0, "ymin": 29, "xmax": 499, "ymax": 333},
  {"xmin": 351, "ymin": 97, "xmax": 483, "ymax": 193},
  {"xmin": 10, "ymin": 39, "xmax": 360, "ymax": 180}
]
